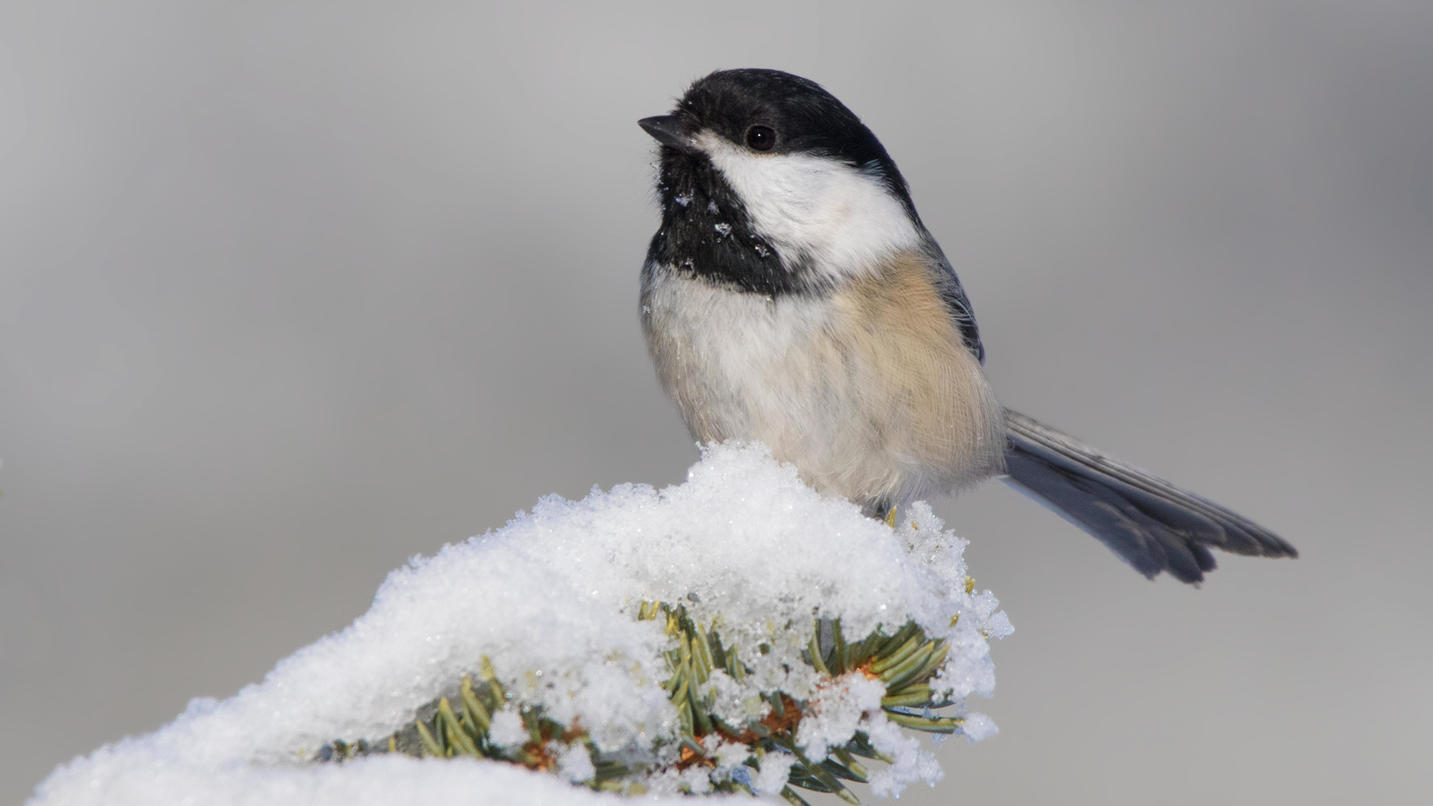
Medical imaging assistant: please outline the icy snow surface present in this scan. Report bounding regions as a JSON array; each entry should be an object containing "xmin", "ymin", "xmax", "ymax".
[{"xmin": 29, "ymin": 443, "xmax": 1010, "ymax": 805}]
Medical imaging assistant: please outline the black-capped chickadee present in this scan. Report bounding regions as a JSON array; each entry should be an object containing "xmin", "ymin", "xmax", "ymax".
[{"xmin": 638, "ymin": 68, "xmax": 1296, "ymax": 583}]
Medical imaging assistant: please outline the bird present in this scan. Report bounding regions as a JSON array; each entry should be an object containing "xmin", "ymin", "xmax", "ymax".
[{"xmin": 637, "ymin": 68, "xmax": 1296, "ymax": 584}]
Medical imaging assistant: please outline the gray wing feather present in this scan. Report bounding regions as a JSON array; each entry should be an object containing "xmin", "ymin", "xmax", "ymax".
[{"xmin": 921, "ymin": 239, "xmax": 985, "ymax": 362}]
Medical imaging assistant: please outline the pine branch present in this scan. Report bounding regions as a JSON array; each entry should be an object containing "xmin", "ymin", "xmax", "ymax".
[{"xmin": 317, "ymin": 601, "xmax": 968, "ymax": 803}]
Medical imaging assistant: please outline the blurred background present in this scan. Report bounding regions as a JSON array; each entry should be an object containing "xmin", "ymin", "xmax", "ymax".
[{"xmin": 3, "ymin": 2, "xmax": 1431, "ymax": 803}]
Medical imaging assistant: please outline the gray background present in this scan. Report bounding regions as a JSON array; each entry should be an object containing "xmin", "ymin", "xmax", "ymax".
[{"xmin": 3, "ymin": 2, "xmax": 1430, "ymax": 804}]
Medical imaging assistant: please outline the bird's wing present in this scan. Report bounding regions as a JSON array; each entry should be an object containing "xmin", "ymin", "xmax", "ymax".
[{"xmin": 921, "ymin": 242, "xmax": 985, "ymax": 363}]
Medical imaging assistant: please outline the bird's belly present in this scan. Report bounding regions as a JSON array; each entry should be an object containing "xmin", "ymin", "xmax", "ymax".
[{"xmin": 641, "ymin": 261, "xmax": 1005, "ymax": 510}]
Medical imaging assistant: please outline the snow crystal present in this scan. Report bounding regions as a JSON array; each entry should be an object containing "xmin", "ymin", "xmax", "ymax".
[
  {"xmin": 958, "ymin": 711, "xmax": 999, "ymax": 742},
  {"xmin": 796, "ymin": 673, "xmax": 887, "ymax": 762},
  {"xmin": 555, "ymin": 743, "xmax": 596, "ymax": 783},
  {"xmin": 708, "ymin": 738, "xmax": 752, "ymax": 779},
  {"xmin": 487, "ymin": 709, "xmax": 529, "ymax": 749},
  {"xmin": 27, "ymin": 443, "xmax": 1008, "ymax": 805},
  {"xmin": 863, "ymin": 714, "xmax": 943, "ymax": 797},
  {"xmin": 752, "ymin": 751, "xmax": 795, "ymax": 796},
  {"xmin": 642, "ymin": 765, "xmax": 716, "ymax": 797},
  {"xmin": 704, "ymin": 669, "xmax": 762, "ymax": 726},
  {"xmin": 713, "ymin": 222, "xmax": 732, "ymax": 238}
]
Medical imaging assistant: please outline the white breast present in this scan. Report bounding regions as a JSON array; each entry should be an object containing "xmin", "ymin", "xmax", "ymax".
[{"xmin": 641, "ymin": 258, "xmax": 1006, "ymax": 512}]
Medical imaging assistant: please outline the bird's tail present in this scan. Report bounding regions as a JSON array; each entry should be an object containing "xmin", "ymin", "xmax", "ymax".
[{"xmin": 1001, "ymin": 408, "xmax": 1297, "ymax": 583}]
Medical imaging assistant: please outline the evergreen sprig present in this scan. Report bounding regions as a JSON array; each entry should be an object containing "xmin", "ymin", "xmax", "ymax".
[{"xmin": 317, "ymin": 600, "xmax": 967, "ymax": 804}]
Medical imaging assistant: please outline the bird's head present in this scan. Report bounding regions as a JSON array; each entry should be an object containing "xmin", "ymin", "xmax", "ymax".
[{"xmin": 640, "ymin": 69, "xmax": 923, "ymax": 294}]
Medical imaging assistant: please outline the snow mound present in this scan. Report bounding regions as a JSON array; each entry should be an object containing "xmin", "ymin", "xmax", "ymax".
[{"xmin": 29, "ymin": 443, "xmax": 1009, "ymax": 805}]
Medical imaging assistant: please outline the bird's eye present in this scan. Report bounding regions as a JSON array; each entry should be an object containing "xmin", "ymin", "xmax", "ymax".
[{"xmin": 744, "ymin": 125, "xmax": 776, "ymax": 151}]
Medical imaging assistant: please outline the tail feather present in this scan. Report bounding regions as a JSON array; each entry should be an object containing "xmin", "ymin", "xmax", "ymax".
[{"xmin": 1002, "ymin": 409, "xmax": 1297, "ymax": 584}]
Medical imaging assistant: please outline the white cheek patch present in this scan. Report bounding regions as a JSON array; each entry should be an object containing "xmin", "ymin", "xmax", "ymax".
[{"xmin": 696, "ymin": 131, "xmax": 920, "ymax": 283}]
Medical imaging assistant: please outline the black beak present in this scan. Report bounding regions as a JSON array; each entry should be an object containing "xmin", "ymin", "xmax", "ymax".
[{"xmin": 638, "ymin": 115, "xmax": 695, "ymax": 152}]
